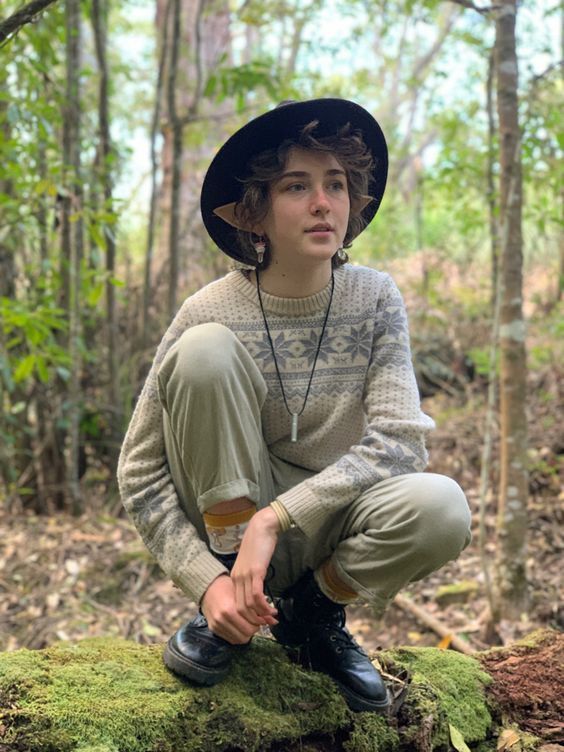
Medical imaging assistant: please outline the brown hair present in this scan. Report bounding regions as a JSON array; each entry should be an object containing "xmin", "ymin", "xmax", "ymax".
[{"xmin": 235, "ymin": 120, "xmax": 375, "ymax": 269}]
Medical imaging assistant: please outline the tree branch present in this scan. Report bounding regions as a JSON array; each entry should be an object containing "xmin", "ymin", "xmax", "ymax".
[
  {"xmin": 529, "ymin": 59, "xmax": 563, "ymax": 86},
  {"xmin": 0, "ymin": 0, "xmax": 60, "ymax": 44},
  {"xmin": 448, "ymin": 0, "xmax": 498, "ymax": 15}
]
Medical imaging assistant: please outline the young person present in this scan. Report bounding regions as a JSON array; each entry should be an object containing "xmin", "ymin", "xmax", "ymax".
[{"xmin": 117, "ymin": 98, "xmax": 471, "ymax": 713}]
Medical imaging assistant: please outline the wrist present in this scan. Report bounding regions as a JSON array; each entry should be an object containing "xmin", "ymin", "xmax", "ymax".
[{"xmin": 254, "ymin": 505, "xmax": 281, "ymax": 534}]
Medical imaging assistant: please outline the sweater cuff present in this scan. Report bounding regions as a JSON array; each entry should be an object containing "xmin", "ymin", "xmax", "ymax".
[
  {"xmin": 276, "ymin": 484, "xmax": 324, "ymax": 539},
  {"xmin": 170, "ymin": 549, "xmax": 228, "ymax": 606}
]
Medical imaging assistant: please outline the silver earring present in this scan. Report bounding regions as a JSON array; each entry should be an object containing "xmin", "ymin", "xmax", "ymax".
[
  {"xmin": 254, "ymin": 237, "xmax": 266, "ymax": 265},
  {"xmin": 337, "ymin": 247, "xmax": 347, "ymax": 262}
]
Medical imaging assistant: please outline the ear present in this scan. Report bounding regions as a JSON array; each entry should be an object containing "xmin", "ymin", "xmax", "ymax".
[
  {"xmin": 213, "ymin": 202, "xmax": 254, "ymax": 232},
  {"xmin": 350, "ymin": 195, "xmax": 374, "ymax": 215}
]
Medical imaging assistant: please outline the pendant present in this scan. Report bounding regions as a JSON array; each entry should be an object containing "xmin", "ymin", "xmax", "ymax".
[{"xmin": 291, "ymin": 413, "xmax": 299, "ymax": 443}]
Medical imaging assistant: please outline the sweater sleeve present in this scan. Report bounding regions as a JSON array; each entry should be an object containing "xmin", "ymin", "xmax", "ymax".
[
  {"xmin": 277, "ymin": 274, "xmax": 435, "ymax": 538},
  {"xmin": 117, "ymin": 304, "xmax": 227, "ymax": 605}
]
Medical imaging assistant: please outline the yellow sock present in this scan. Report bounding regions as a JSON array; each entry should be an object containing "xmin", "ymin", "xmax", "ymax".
[
  {"xmin": 316, "ymin": 559, "xmax": 358, "ymax": 604},
  {"xmin": 203, "ymin": 506, "xmax": 255, "ymax": 555}
]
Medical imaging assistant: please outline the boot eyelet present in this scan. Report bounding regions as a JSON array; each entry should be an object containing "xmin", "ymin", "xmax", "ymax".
[{"xmin": 329, "ymin": 635, "xmax": 336, "ymax": 641}]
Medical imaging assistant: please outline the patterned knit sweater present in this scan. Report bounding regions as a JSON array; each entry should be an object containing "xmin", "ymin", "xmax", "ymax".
[{"xmin": 117, "ymin": 264, "xmax": 435, "ymax": 604}]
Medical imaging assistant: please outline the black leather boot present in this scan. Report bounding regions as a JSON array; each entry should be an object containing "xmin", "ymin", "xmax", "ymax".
[
  {"xmin": 163, "ymin": 553, "xmax": 248, "ymax": 686},
  {"xmin": 271, "ymin": 570, "xmax": 389, "ymax": 713},
  {"xmin": 163, "ymin": 611, "xmax": 249, "ymax": 685}
]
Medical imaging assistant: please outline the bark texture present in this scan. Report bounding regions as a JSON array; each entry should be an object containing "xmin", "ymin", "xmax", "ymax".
[
  {"xmin": 63, "ymin": 0, "xmax": 83, "ymax": 514},
  {"xmin": 493, "ymin": 0, "xmax": 529, "ymax": 620},
  {"xmin": 91, "ymin": 0, "xmax": 120, "ymax": 471}
]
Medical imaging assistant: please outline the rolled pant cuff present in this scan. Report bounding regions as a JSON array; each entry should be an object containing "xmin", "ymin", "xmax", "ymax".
[{"xmin": 197, "ymin": 480, "xmax": 260, "ymax": 513}]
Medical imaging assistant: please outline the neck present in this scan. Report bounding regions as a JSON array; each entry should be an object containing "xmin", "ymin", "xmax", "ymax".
[{"xmin": 253, "ymin": 259, "xmax": 333, "ymax": 298}]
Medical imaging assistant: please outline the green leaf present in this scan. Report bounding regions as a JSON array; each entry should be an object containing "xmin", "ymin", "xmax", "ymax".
[
  {"xmin": 36, "ymin": 356, "xmax": 49, "ymax": 383},
  {"xmin": 87, "ymin": 283, "xmax": 104, "ymax": 307},
  {"xmin": 13, "ymin": 354, "xmax": 36, "ymax": 383},
  {"xmin": 449, "ymin": 724, "xmax": 471, "ymax": 752}
]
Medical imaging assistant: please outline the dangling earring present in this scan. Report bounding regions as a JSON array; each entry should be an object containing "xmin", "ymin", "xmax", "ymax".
[
  {"xmin": 254, "ymin": 236, "xmax": 266, "ymax": 265},
  {"xmin": 336, "ymin": 246, "xmax": 347, "ymax": 262}
]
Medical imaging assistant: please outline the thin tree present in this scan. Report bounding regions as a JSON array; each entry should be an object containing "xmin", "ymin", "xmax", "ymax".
[
  {"xmin": 493, "ymin": 0, "xmax": 528, "ymax": 620},
  {"xmin": 486, "ymin": 49, "xmax": 499, "ymax": 309},
  {"xmin": 91, "ymin": 0, "xmax": 120, "ymax": 470},
  {"xmin": 63, "ymin": 0, "xmax": 84, "ymax": 514},
  {"xmin": 477, "ymin": 45, "xmax": 501, "ymax": 639},
  {"xmin": 143, "ymin": 0, "xmax": 172, "ymax": 347},
  {"xmin": 167, "ymin": 0, "xmax": 182, "ymax": 320}
]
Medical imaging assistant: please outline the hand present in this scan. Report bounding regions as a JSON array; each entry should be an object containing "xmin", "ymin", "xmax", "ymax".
[
  {"xmin": 230, "ymin": 506, "xmax": 280, "ymax": 626},
  {"xmin": 201, "ymin": 574, "xmax": 263, "ymax": 645}
]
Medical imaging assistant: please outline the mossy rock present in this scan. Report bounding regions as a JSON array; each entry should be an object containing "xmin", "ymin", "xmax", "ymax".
[
  {"xmin": 434, "ymin": 580, "xmax": 479, "ymax": 606},
  {"xmin": 0, "ymin": 635, "xmax": 536, "ymax": 752}
]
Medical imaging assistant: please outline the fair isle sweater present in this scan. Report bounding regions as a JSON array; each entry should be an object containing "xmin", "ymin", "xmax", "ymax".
[{"xmin": 117, "ymin": 264, "xmax": 435, "ymax": 605}]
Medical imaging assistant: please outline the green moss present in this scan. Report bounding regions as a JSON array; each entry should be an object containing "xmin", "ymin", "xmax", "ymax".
[
  {"xmin": 1, "ymin": 637, "xmax": 506, "ymax": 752},
  {"xmin": 435, "ymin": 580, "xmax": 479, "ymax": 606},
  {"xmin": 388, "ymin": 646, "xmax": 493, "ymax": 747},
  {"xmin": 495, "ymin": 628, "xmax": 553, "ymax": 652},
  {"xmin": 0, "ymin": 637, "xmax": 353, "ymax": 752},
  {"xmin": 343, "ymin": 713, "xmax": 400, "ymax": 752}
]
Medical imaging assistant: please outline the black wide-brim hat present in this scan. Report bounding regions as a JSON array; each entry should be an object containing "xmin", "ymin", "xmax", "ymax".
[{"xmin": 200, "ymin": 98, "xmax": 388, "ymax": 265}]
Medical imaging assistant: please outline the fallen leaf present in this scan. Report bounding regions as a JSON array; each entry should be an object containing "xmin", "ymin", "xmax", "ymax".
[
  {"xmin": 497, "ymin": 728, "xmax": 522, "ymax": 751},
  {"xmin": 449, "ymin": 724, "xmax": 471, "ymax": 752},
  {"xmin": 438, "ymin": 634, "xmax": 453, "ymax": 650},
  {"xmin": 64, "ymin": 559, "xmax": 80, "ymax": 576}
]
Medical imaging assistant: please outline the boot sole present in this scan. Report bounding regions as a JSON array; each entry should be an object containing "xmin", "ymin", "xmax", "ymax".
[
  {"xmin": 334, "ymin": 679, "xmax": 390, "ymax": 713},
  {"xmin": 163, "ymin": 637, "xmax": 231, "ymax": 686}
]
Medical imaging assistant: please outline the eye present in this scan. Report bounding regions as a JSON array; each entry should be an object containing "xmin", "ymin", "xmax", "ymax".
[
  {"xmin": 329, "ymin": 180, "xmax": 346, "ymax": 192},
  {"xmin": 286, "ymin": 182, "xmax": 306, "ymax": 192}
]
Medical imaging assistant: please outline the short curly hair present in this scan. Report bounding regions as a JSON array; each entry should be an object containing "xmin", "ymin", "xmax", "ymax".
[{"xmin": 235, "ymin": 120, "xmax": 375, "ymax": 269}]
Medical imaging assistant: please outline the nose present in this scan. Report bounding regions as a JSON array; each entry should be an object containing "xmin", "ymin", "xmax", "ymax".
[{"xmin": 310, "ymin": 186, "xmax": 330, "ymax": 214}]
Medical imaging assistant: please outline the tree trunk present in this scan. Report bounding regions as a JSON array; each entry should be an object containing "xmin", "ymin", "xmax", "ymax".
[
  {"xmin": 493, "ymin": 0, "xmax": 528, "ymax": 620},
  {"xmin": 91, "ymin": 0, "xmax": 120, "ymax": 472},
  {"xmin": 166, "ymin": 0, "xmax": 182, "ymax": 321},
  {"xmin": 63, "ymin": 0, "xmax": 83, "ymax": 514},
  {"xmin": 142, "ymin": 0, "xmax": 172, "ymax": 348},
  {"xmin": 486, "ymin": 47, "xmax": 499, "ymax": 311},
  {"xmin": 153, "ymin": 0, "xmax": 232, "ymax": 319}
]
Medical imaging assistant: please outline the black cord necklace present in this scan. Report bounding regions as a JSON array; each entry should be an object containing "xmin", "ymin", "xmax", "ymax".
[{"xmin": 256, "ymin": 269, "xmax": 334, "ymax": 443}]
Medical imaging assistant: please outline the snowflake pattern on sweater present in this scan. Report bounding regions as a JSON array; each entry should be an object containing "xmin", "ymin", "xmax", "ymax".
[{"xmin": 117, "ymin": 264, "xmax": 435, "ymax": 604}]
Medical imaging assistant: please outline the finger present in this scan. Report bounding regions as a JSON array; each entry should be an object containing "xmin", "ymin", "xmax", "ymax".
[
  {"xmin": 231, "ymin": 580, "xmax": 267, "ymax": 627},
  {"xmin": 211, "ymin": 614, "xmax": 256, "ymax": 645},
  {"xmin": 251, "ymin": 575, "xmax": 277, "ymax": 616}
]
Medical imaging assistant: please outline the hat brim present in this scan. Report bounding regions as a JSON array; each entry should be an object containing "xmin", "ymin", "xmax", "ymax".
[{"xmin": 200, "ymin": 98, "xmax": 388, "ymax": 265}]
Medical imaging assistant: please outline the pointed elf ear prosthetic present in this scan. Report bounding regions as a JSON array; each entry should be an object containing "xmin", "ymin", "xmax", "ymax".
[
  {"xmin": 351, "ymin": 195, "xmax": 374, "ymax": 216},
  {"xmin": 213, "ymin": 202, "xmax": 254, "ymax": 232}
]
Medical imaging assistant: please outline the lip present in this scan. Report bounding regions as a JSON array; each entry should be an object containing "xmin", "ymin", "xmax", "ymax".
[{"xmin": 305, "ymin": 224, "xmax": 334, "ymax": 233}]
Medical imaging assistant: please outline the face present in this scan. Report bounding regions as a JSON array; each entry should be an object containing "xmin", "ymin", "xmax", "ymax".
[{"xmin": 258, "ymin": 147, "xmax": 350, "ymax": 269}]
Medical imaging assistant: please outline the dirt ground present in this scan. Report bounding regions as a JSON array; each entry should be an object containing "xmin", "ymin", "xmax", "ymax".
[{"xmin": 479, "ymin": 630, "xmax": 564, "ymax": 743}]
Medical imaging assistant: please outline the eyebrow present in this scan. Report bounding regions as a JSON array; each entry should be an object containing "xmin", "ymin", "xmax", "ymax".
[{"xmin": 278, "ymin": 168, "xmax": 347, "ymax": 180}]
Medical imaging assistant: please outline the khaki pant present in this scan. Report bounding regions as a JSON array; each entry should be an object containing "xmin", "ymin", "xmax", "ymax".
[{"xmin": 157, "ymin": 323, "xmax": 471, "ymax": 615}]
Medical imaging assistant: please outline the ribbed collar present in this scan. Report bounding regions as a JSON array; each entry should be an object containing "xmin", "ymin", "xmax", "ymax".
[{"xmin": 229, "ymin": 268, "xmax": 344, "ymax": 316}]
